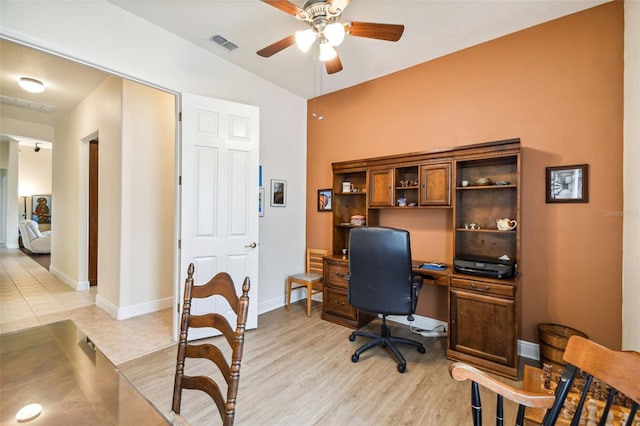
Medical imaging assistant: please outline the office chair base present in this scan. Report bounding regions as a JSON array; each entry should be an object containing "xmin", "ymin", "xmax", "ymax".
[{"xmin": 349, "ymin": 318, "xmax": 426, "ymax": 373}]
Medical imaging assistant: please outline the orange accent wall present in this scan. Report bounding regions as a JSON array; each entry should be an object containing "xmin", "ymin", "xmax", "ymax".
[{"xmin": 306, "ymin": 2, "xmax": 623, "ymax": 348}]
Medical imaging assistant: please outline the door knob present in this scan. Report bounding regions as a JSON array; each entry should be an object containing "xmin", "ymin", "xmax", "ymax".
[{"xmin": 245, "ymin": 242, "xmax": 257, "ymax": 248}]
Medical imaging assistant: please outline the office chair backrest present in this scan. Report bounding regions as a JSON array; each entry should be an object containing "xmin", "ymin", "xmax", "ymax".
[{"xmin": 348, "ymin": 227, "xmax": 414, "ymax": 315}]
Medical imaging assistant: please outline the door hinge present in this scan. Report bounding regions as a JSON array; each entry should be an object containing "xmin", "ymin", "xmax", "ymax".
[
  {"xmin": 179, "ymin": 111, "xmax": 182, "ymax": 122},
  {"xmin": 178, "ymin": 239, "xmax": 181, "ymax": 249},
  {"xmin": 179, "ymin": 175, "xmax": 182, "ymax": 185}
]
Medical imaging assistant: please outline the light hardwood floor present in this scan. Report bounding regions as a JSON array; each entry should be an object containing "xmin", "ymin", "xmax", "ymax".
[{"xmin": 120, "ymin": 301, "xmax": 529, "ymax": 426}]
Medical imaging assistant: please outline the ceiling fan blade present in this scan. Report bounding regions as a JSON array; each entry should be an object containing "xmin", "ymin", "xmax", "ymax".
[
  {"xmin": 346, "ymin": 21, "xmax": 405, "ymax": 42},
  {"xmin": 325, "ymin": 53, "xmax": 343, "ymax": 74},
  {"xmin": 328, "ymin": 0, "xmax": 351, "ymax": 14},
  {"xmin": 260, "ymin": 0, "xmax": 304, "ymax": 18},
  {"xmin": 257, "ymin": 34, "xmax": 296, "ymax": 57}
]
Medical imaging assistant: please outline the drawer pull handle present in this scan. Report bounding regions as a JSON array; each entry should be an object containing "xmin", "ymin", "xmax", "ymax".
[
  {"xmin": 471, "ymin": 283, "xmax": 490, "ymax": 291},
  {"xmin": 333, "ymin": 300, "xmax": 345, "ymax": 306},
  {"xmin": 335, "ymin": 272, "xmax": 346, "ymax": 278}
]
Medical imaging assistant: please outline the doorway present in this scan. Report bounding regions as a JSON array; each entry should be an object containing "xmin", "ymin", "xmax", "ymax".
[{"xmin": 88, "ymin": 139, "xmax": 98, "ymax": 286}]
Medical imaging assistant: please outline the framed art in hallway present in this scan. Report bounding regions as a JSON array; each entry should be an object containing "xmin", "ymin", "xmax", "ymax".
[
  {"xmin": 546, "ymin": 164, "xmax": 589, "ymax": 203},
  {"xmin": 31, "ymin": 195, "xmax": 52, "ymax": 224},
  {"xmin": 270, "ymin": 179, "xmax": 286, "ymax": 207}
]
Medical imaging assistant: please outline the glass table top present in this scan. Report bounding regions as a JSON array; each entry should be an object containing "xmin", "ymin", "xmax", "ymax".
[{"xmin": 0, "ymin": 320, "xmax": 168, "ymax": 425}]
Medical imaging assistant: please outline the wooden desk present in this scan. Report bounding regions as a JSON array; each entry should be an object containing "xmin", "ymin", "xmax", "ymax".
[
  {"xmin": 0, "ymin": 320, "xmax": 168, "ymax": 425},
  {"xmin": 321, "ymin": 256, "xmax": 449, "ymax": 329},
  {"xmin": 411, "ymin": 260, "xmax": 451, "ymax": 286}
]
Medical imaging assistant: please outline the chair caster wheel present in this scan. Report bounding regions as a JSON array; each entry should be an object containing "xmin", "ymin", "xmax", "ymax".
[
  {"xmin": 397, "ymin": 363, "xmax": 406, "ymax": 373},
  {"xmin": 351, "ymin": 354, "xmax": 359, "ymax": 363},
  {"xmin": 418, "ymin": 346, "xmax": 426, "ymax": 354},
  {"xmin": 348, "ymin": 334, "xmax": 356, "ymax": 342}
]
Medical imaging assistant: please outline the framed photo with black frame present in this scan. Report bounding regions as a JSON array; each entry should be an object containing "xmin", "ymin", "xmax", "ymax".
[
  {"xmin": 546, "ymin": 164, "xmax": 589, "ymax": 203},
  {"xmin": 270, "ymin": 179, "xmax": 286, "ymax": 207},
  {"xmin": 317, "ymin": 188, "xmax": 332, "ymax": 212}
]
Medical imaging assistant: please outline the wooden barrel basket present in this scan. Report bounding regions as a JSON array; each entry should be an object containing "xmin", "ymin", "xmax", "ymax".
[{"xmin": 538, "ymin": 323, "xmax": 588, "ymax": 367}]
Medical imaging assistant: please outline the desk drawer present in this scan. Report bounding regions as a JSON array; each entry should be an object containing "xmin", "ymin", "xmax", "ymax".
[
  {"xmin": 451, "ymin": 277, "xmax": 515, "ymax": 298},
  {"xmin": 324, "ymin": 260, "xmax": 348, "ymax": 288},
  {"xmin": 324, "ymin": 287, "xmax": 356, "ymax": 319}
]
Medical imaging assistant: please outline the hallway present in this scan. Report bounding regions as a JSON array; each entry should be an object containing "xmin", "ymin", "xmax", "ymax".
[{"xmin": 0, "ymin": 248, "xmax": 174, "ymax": 364}]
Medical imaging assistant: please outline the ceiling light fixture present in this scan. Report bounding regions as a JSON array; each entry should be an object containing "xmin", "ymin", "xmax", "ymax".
[
  {"xmin": 318, "ymin": 40, "xmax": 337, "ymax": 62},
  {"xmin": 18, "ymin": 77, "xmax": 45, "ymax": 93},
  {"xmin": 292, "ymin": 1, "xmax": 345, "ymax": 62},
  {"xmin": 16, "ymin": 403, "xmax": 42, "ymax": 422}
]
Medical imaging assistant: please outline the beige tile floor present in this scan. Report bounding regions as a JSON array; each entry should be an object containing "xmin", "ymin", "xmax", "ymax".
[{"xmin": 0, "ymin": 248, "xmax": 175, "ymax": 365}]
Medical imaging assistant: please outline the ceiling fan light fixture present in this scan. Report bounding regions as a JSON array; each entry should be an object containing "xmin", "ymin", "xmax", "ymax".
[
  {"xmin": 18, "ymin": 77, "xmax": 45, "ymax": 93},
  {"xmin": 324, "ymin": 22, "xmax": 345, "ymax": 46},
  {"xmin": 318, "ymin": 41, "xmax": 337, "ymax": 62},
  {"xmin": 295, "ymin": 29, "xmax": 316, "ymax": 52}
]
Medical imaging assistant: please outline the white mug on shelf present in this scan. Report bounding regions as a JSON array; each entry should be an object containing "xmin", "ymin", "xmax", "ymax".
[{"xmin": 342, "ymin": 182, "xmax": 354, "ymax": 193}]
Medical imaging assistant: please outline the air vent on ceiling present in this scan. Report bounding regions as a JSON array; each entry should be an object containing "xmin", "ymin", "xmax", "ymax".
[
  {"xmin": 209, "ymin": 34, "xmax": 239, "ymax": 52},
  {"xmin": 0, "ymin": 95, "xmax": 58, "ymax": 113}
]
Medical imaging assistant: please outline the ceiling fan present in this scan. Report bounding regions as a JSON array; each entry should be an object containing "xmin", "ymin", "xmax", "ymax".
[{"xmin": 257, "ymin": 0, "xmax": 405, "ymax": 74}]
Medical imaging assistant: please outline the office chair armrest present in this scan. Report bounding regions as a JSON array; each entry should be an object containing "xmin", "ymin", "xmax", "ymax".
[
  {"xmin": 449, "ymin": 362, "xmax": 556, "ymax": 409},
  {"xmin": 410, "ymin": 275, "xmax": 423, "ymax": 315},
  {"xmin": 412, "ymin": 275, "xmax": 423, "ymax": 292}
]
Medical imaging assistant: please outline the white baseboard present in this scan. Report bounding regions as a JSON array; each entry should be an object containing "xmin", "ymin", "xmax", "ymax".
[
  {"xmin": 50, "ymin": 265, "xmax": 89, "ymax": 291},
  {"xmin": 95, "ymin": 295, "xmax": 173, "ymax": 320},
  {"xmin": 116, "ymin": 297, "xmax": 173, "ymax": 320},
  {"xmin": 519, "ymin": 339, "xmax": 540, "ymax": 361},
  {"xmin": 96, "ymin": 294, "xmax": 118, "ymax": 318},
  {"xmin": 258, "ymin": 288, "xmax": 323, "ymax": 315}
]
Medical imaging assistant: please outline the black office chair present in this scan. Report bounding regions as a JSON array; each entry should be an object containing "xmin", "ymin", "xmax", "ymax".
[{"xmin": 347, "ymin": 227, "xmax": 426, "ymax": 373}]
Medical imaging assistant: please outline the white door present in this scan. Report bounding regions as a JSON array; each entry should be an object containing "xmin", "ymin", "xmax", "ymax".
[{"xmin": 176, "ymin": 93, "xmax": 259, "ymax": 340}]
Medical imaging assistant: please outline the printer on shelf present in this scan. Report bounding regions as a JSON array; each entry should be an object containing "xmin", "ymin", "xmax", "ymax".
[{"xmin": 453, "ymin": 256, "xmax": 516, "ymax": 279}]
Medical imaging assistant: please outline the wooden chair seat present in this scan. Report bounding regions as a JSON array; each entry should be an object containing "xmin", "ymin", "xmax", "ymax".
[
  {"xmin": 286, "ymin": 249, "xmax": 327, "ymax": 317},
  {"xmin": 449, "ymin": 335, "xmax": 640, "ymax": 426}
]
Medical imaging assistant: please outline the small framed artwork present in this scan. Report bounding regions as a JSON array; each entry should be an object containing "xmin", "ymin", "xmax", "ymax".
[
  {"xmin": 31, "ymin": 194, "xmax": 52, "ymax": 223},
  {"xmin": 318, "ymin": 189, "xmax": 332, "ymax": 212},
  {"xmin": 546, "ymin": 164, "xmax": 589, "ymax": 203},
  {"xmin": 270, "ymin": 179, "xmax": 286, "ymax": 207},
  {"xmin": 258, "ymin": 187, "xmax": 265, "ymax": 217}
]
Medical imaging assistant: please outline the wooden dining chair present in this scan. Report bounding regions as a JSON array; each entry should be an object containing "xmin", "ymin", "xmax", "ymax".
[
  {"xmin": 286, "ymin": 248, "xmax": 328, "ymax": 317},
  {"xmin": 171, "ymin": 263, "xmax": 250, "ymax": 426},
  {"xmin": 449, "ymin": 335, "xmax": 640, "ymax": 426}
]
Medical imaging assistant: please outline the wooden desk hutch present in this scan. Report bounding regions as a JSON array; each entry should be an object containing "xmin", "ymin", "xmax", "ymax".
[{"xmin": 322, "ymin": 139, "xmax": 522, "ymax": 379}]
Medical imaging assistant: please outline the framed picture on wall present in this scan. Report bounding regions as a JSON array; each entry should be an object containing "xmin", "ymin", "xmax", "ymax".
[
  {"xmin": 31, "ymin": 194, "xmax": 52, "ymax": 224},
  {"xmin": 546, "ymin": 164, "xmax": 589, "ymax": 203},
  {"xmin": 270, "ymin": 179, "xmax": 286, "ymax": 207},
  {"xmin": 318, "ymin": 189, "xmax": 332, "ymax": 212},
  {"xmin": 258, "ymin": 187, "xmax": 265, "ymax": 217}
]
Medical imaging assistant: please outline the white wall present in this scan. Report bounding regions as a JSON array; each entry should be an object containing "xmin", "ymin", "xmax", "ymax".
[
  {"xmin": 0, "ymin": 0, "xmax": 307, "ymax": 317},
  {"xmin": 0, "ymin": 140, "xmax": 19, "ymax": 247},
  {"xmin": 119, "ymin": 79, "xmax": 175, "ymax": 314},
  {"xmin": 623, "ymin": 0, "xmax": 639, "ymax": 351},
  {"xmin": 54, "ymin": 76, "xmax": 123, "ymax": 301}
]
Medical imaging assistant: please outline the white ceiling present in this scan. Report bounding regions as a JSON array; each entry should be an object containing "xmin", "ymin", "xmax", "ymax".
[
  {"xmin": 109, "ymin": 0, "xmax": 608, "ymax": 99},
  {"xmin": 1, "ymin": 0, "xmax": 608, "ymax": 132}
]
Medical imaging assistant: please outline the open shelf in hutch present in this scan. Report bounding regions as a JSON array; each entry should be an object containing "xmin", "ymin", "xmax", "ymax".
[{"xmin": 454, "ymin": 156, "xmax": 519, "ymax": 261}]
